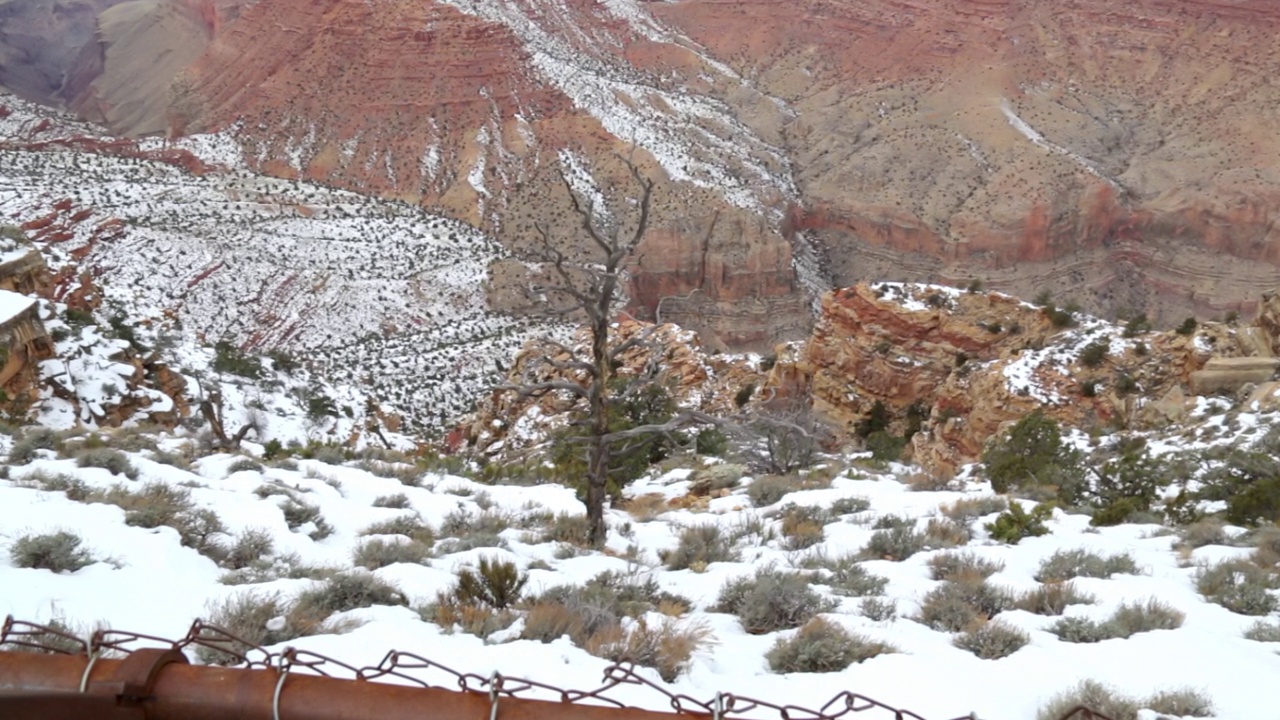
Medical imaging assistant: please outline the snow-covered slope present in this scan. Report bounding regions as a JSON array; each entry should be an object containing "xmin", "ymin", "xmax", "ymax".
[
  {"xmin": 0, "ymin": 91, "xmax": 558, "ymax": 431},
  {"xmin": 2, "ymin": 420, "xmax": 1277, "ymax": 719}
]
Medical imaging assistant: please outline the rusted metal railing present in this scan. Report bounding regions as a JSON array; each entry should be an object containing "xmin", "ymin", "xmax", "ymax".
[{"xmin": 0, "ymin": 616, "xmax": 1111, "ymax": 720}]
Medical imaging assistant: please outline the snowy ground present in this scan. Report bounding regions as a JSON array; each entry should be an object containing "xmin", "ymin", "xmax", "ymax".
[{"xmin": 2, "ymin": 431, "xmax": 1277, "ymax": 720}]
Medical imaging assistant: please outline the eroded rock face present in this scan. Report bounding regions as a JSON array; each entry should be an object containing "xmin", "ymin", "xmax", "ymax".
[
  {"xmin": 652, "ymin": 0, "xmax": 1280, "ymax": 325},
  {"xmin": 13, "ymin": 0, "xmax": 1280, "ymax": 344}
]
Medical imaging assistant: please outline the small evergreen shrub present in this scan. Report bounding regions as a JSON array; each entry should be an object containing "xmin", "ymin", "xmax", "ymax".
[
  {"xmin": 1035, "ymin": 549, "xmax": 1139, "ymax": 582},
  {"xmin": 713, "ymin": 567, "xmax": 838, "ymax": 634},
  {"xmin": 665, "ymin": 524, "xmax": 740, "ymax": 570},
  {"xmin": 766, "ymin": 618, "xmax": 895, "ymax": 673},
  {"xmin": 9, "ymin": 531, "xmax": 95, "ymax": 573},
  {"xmin": 1175, "ymin": 317, "xmax": 1198, "ymax": 335},
  {"xmin": 1078, "ymin": 341, "xmax": 1109, "ymax": 368},
  {"xmin": 952, "ymin": 620, "xmax": 1029, "ymax": 659},
  {"xmin": 986, "ymin": 502, "xmax": 1053, "ymax": 544},
  {"xmin": 981, "ymin": 412, "xmax": 1082, "ymax": 498}
]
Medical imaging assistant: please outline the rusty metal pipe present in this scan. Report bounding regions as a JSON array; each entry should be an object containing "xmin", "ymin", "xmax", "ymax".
[{"xmin": 0, "ymin": 651, "xmax": 704, "ymax": 720}]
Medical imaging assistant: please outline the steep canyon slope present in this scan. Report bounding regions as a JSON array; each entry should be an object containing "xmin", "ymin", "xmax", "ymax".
[{"xmin": 4, "ymin": 0, "xmax": 1280, "ymax": 344}]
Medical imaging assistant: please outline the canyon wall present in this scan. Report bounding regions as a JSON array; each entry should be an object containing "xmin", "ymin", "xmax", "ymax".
[{"xmin": 6, "ymin": 0, "xmax": 1280, "ymax": 345}]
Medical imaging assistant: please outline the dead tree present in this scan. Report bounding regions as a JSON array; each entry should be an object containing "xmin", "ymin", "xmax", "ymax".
[{"xmin": 499, "ymin": 156, "xmax": 712, "ymax": 546}]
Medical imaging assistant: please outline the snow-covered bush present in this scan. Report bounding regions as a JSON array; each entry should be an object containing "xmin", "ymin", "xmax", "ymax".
[
  {"xmin": 221, "ymin": 528, "xmax": 275, "ymax": 571},
  {"xmin": 1244, "ymin": 618, "xmax": 1280, "ymax": 642},
  {"xmin": 279, "ymin": 497, "xmax": 333, "ymax": 540},
  {"xmin": 360, "ymin": 514, "xmax": 435, "ymax": 544},
  {"xmin": 766, "ymin": 617, "xmax": 894, "ymax": 673},
  {"xmin": 951, "ymin": 620, "xmax": 1029, "ymax": 659},
  {"xmin": 713, "ymin": 567, "xmax": 837, "ymax": 634},
  {"xmin": 9, "ymin": 531, "xmax": 95, "ymax": 573}
]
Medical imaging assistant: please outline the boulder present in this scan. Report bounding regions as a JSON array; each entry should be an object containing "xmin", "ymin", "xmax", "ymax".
[{"xmin": 1190, "ymin": 357, "xmax": 1280, "ymax": 396}]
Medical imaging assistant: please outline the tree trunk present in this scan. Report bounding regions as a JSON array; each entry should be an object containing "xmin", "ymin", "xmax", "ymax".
[{"xmin": 585, "ymin": 304, "xmax": 612, "ymax": 547}]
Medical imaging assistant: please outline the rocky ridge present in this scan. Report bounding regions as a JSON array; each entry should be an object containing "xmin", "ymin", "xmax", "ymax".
[{"xmin": 468, "ymin": 279, "xmax": 1280, "ymax": 480}]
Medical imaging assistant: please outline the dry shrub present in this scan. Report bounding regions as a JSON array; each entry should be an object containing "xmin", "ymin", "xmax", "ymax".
[
  {"xmin": 1012, "ymin": 583, "xmax": 1095, "ymax": 616},
  {"xmin": 278, "ymin": 497, "xmax": 333, "ymax": 540},
  {"xmin": 288, "ymin": 572, "xmax": 406, "ymax": 635},
  {"xmin": 916, "ymin": 579, "xmax": 1012, "ymax": 632},
  {"xmin": 372, "ymin": 493, "xmax": 411, "ymax": 509},
  {"xmin": 352, "ymin": 538, "xmax": 432, "ymax": 570},
  {"xmin": 197, "ymin": 592, "xmax": 296, "ymax": 665},
  {"xmin": 747, "ymin": 475, "xmax": 830, "ymax": 508},
  {"xmin": 75, "ymin": 447, "xmax": 138, "ymax": 479},
  {"xmin": 1174, "ymin": 518, "xmax": 1235, "ymax": 550},
  {"xmin": 860, "ymin": 597, "xmax": 896, "ymax": 621},
  {"xmin": 780, "ymin": 505, "xmax": 827, "ymax": 551},
  {"xmin": 222, "ymin": 528, "xmax": 275, "ymax": 571},
  {"xmin": 923, "ymin": 517, "xmax": 971, "ymax": 547},
  {"xmin": 539, "ymin": 513, "xmax": 592, "ymax": 547},
  {"xmin": 800, "ymin": 551, "xmax": 887, "ymax": 597},
  {"xmin": 940, "ymin": 496, "xmax": 1008, "ymax": 522},
  {"xmin": 9, "ymin": 531, "xmax": 95, "ymax": 573},
  {"xmin": 428, "ymin": 600, "xmax": 518, "ymax": 640},
  {"xmin": 0, "ymin": 616, "xmax": 102, "ymax": 654},
  {"xmin": 1034, "ymin": 549, "xmax": 1139, "ymax": 582},
  {"xmin": 906, "ymin": 472, "xmax": 957, "ymax": 492},
  {"xmin": 952, "ymin": 620, "xmax": 1029, "ymax": 659},
  {"xmin": 1243, "ymin": 617, "xmax": 1280, "ymax": 641},
  {"xmin": 1251, "ymin": 524, "xmax": 1280, "ymax": 569},
  {"xmin": 584, "ymin": 616, "xmax": 714, "ymax": 682},
  {"xmin": 1193, "ymin": 558, "xmax": 1279, "ymax": 615},
  {"xmin": 1050, "ymin": 599, "xmax": 1183, "ymax": 643},
  {"xmin": 625, "ymin": 493, "xmax": 669, "ymax": 522},
  {"xmin": 766, "ymin": 617, "xmax": 894, "ymax": 673},
  {"xmin": 93, "ymin": 483, "xmax": 227, "ymax": 556},
  {"xmin": 665, "ymin": 524, "xmax": 740, "ymax": 570},
  {"xmin": 521, "ymin": 602, "xmax": 588, "ymax": 643},
  {"xmin": 1035, "ymin": 680, "xmax": 1213, "ymax": 720},
  {"xmin": 360, "ymin": 514, "xmax": 435, "ymax": 545},
  {"xmin": 927, "ymin": 551, "xmax": 1003, "ymax": 582},
  {"xmin": 860, "ymin": 526, "xmax": 927, "ymax": 561},
  {"xmin": 713, "ymin": 567, "xmax": 837, "ymax": 634}
]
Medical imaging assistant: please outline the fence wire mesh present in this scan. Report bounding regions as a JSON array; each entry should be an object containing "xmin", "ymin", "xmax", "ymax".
[{"xmin": 1, "ymin": 615, "xmax": 1111, "ymax": 720}]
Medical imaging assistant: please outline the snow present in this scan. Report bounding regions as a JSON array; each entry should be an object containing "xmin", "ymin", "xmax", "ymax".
[
  {"xmin": 0, "ymin": 289, "xmax": 34, "ymax": 325},
  {"xmin": 3, "ymin": 432, "xmax": 1277, "ymax": 720}
]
